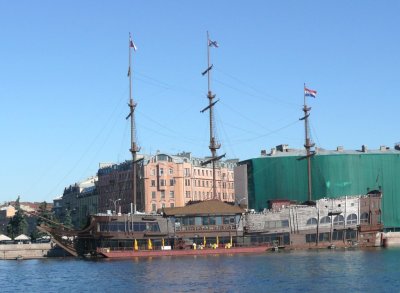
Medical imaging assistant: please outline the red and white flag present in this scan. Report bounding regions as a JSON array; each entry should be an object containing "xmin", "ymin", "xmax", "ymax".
[{"xmin": 304, "ymin": 87, "xmax": 317, "ymax": 98}]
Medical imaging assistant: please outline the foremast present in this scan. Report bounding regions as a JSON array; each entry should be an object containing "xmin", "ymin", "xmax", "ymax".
[
  {"xmin": 127, "ymin": 33, "xmax": 140, "ymax": 213},
  {"xmin": 200, "ymin": 31, "xmax": 225, "ymax": 200}
]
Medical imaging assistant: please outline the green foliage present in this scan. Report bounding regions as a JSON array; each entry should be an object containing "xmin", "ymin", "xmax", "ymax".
[
  {"xmin": 63, "ymin": 209, "xmax": 73, "ymax": 228},
  {"xmin": 7, "ymin": 196, "xmax": 28, "ymax": 239},
  {"xmin": 37, "ymin": 201, "xmax": 53, "ymax": 225}
]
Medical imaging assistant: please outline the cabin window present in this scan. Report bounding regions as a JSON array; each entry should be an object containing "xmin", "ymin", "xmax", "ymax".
[
  {"xmin": 347, "ymin": 214, "xmax": 357, "ymax": 225},
  {"xmin": 345, "ymin": 230, "xmax": 357, "ymax": 240},
  {"xmin": 320, "ymin": 216, "xmax": 331, "ymax": 224},
  {"xmin": 306, "ymin": 218, "xmax": 318, "ymax": 225},
  {"xmin": 332, "ymin": 231, "xmax": 343, "ymax": 241},
  {"xmin": 319, "ymin": 232, "xmax": 330, "ymax": 242},
  {"xmin": 223, "ymin": 216, "xmax": 235, "ymax": 225},
  {"xmin": 333, "ymin": 215, "xmax": 345, "ymax": 226},
  {"xmin": 306, "ymin": 234, "xmax": 316, "ymax": 243},
  {"xmin": 360, "ymin": 212, "xmax": 369, "ymax": 224}
]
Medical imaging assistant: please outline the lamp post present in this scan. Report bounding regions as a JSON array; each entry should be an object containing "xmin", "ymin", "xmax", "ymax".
[{"xmin": 109, "ymin": 198, "xmax": 121, "ymax": 214}]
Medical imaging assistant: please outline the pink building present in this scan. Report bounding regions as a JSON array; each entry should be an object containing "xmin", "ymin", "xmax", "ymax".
[{"xmin": 97, "ymin": 152, "xmax": 237, "ymax": 214}]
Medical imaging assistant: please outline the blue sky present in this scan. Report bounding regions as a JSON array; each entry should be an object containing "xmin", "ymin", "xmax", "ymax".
[{"xmin": 1, "ymin": 1, "xmax": 399, "ymax": 202}]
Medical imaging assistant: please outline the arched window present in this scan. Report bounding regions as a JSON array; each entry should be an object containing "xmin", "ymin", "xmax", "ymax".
[
  {"xmin": 347, "ymin": 214, "xmax": 357, "ymax": 225},
  {"xmin": 333, "ymin": 215, "xmax": 345, "ymax": 226},
  {"xmin": 320, "ymin": 216, "xmax": 331, "ymax": 224},
  {"xmin": 360, "ymin": 212, "xmax": 369, "ymax": 224},
  {"xmin": 306, "ymin": 218, "xmax": 318, "ymax": 225}
]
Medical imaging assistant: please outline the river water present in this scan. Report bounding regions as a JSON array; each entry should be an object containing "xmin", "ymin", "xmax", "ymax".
[{"xmin": 1, "ymin": 248, "xmax": 400, "ymax": 292}]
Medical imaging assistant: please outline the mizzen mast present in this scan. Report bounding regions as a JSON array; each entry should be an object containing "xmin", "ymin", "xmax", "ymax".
[
  {"xmin": 126, "ymin": 32, "xmax": 140, "ymax": 213},
  {"xmin": 200, "ymin": 31, "xmax": 225, "ymax": 200},
  {"xmin": 301, "ymin": 84, "xmax": 317, "ymax": 202}
]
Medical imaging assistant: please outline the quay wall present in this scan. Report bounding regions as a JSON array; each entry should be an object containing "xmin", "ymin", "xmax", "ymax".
[{"xmin": 0, "ymin": 243, "xmax": 54, "ymax": 260}]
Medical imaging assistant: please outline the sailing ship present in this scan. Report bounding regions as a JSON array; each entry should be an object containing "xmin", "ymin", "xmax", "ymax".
[{"xmin": 75, "ymin": 34, "xmax": 384, "ymax": 259}]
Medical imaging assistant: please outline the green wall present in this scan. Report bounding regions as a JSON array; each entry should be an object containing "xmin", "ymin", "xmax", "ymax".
[{"xmin": 244, "ymin": 153, "xmax": 400, "ymax": 227}]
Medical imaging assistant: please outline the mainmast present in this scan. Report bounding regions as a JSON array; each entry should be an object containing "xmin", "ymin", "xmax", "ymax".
[
  {"xmin": 200, "ymin": 31, "xmax": 225, "ymax": 200},
  {"xmin": 301, "ymin": 84, "xmax": 317, "ymax": 202},
  {"xmin": 127, "ymin": 33, "xmax": 140, "ymax": 213}
]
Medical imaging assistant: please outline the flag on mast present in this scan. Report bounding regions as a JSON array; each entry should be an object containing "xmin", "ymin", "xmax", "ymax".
[
  {"xmin": 304, "ymin": 87, "xmax": 317, "ymax": 98},
  {"xmin": 208, "ymin": 39, "xmax": 219, "ymax": 48},
  {"xmin": 129, "ymin": 33, "xmax": 137, "ymax": 51}
]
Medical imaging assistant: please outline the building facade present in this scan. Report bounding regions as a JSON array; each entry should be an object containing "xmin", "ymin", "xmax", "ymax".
[
  {"xmin": 96, "ymin": 152, "xmax": 237, "ymax": 214},
  {"xmin": 237, "ymin": 144, "xmax": 400, "ymax": 228},
  {"xmin": 54, "ymin": 176, "xmax": 98, "ymax": 229}
]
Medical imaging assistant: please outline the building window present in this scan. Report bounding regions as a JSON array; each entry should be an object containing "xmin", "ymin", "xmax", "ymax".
[
  {"xmin": 347, "ymin": 214, "xmax": 357, "ymax": 225},
  {"xmin": 184, "ymin": 168, "xmax": 190, "ymax": 177},
  {"xmin": 170, "ymin": 203, "xmax": 174, "ymax": 208},
  {"xmin": 306, "ymin": 234, "xmax": 316, "ymax": 243},
  {"xmin": 169, "ymin": 168, "xmax": 173, "ymax": 175},
  {"xmin": 151, "ymin": 191, "xmax": 156, "ymax": 199},
  {"xmin": 169, "ymin": 191, "xmax": 174, "ymax": 198},
  {"xmin": 162, "ymin": 203, "xmax": 165, "ymax": 209},
  {"xmin": 186, "ymin": 191, "xmax": 191, "ymax": 198},
  {"xmin": 152, "ymin": 204, "xmax": 156, "ymax": 212},
  {"xmin": 333, "ymin": 215, "xmax": 345, "ymax": 226},
  {"xmin": 306, "ymin": 218, "xmax": 318, "ymax": 225},
  {"xmin": 320, "ymin": 216, "xmax": 331, "ymax": 224},
  {"xmin": 161, "ymin": 191, "xmax": 165, "ymax": 199},
  {"xmin": 151, "ymin": 169, "xmax": 155, "ymax": 176},
  {"xmin": 170, "ymin": 179, "xmax": 175, "ymax": 186},
  {"xmin": 202, "ymin": 170, "xmax": 204, "ymax": 176},
  {"xmin": 159, "ymin": 168, "xmax": 164, "ymax": 176},
  {"xmin": 360, "ymin": 212, "xmax": 369, "ymax": 224},
  {"xmin": 151, "ymin": 180, "xmax": 156, "ymax": 187},
  {"xmin": 160, "ymin": 179, "xmax": 166, "ymax": 186}
]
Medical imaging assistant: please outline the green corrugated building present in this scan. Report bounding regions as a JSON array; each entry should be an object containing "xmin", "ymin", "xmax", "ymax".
[{"xmin": 238, "ymin": 144, "xmax": 400, "ymax": 229}]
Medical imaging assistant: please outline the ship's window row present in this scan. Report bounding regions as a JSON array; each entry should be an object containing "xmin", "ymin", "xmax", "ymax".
[
  {"xmin": 308, "ymin": 214, "xmax": 359, "ymax": 226},
  {"xmin": 305, "ymin": 230, "xmax": 357, "ymax": 243},
  {"xmin": 174, "ymin": 215, "xmax": 237, "ymax": 227},
  {"xmin": 98, "ymin": 222, "xmax": 160, "ymax": 232}
]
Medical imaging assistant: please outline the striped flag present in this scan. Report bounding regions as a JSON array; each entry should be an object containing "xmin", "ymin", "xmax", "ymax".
[{"xmin": 305, "ymin": 87, "xmax": 317, "ymax": 98}]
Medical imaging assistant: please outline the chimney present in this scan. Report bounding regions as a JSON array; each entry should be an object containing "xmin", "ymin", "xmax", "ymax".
[
  {"xmin": 276, "ymin": 144, "xmax": 289, "ymax": 152},
  {"xmin": 362, "ymin": 145, "xmax": 368, "ymax": 153}
]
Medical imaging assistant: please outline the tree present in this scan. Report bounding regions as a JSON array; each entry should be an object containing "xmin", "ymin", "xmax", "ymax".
[
  {"xmin": 7, "ymin": 196, "xmax": 28, "ymax": 239},
  {"xmin": 63, "ymin": 209, "xmax": 73, "ymax": 229},
  {"xmin": 37, "ymin": 201, "xmax": 53, "ymax": 226}
]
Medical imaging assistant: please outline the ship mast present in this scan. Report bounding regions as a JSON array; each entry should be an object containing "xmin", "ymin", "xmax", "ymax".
[
  {"xmin": 302, "ymin": 83, "xmax": 315, "ymax": 202},
  {"xmin": 200, "ymin": 31, "xmax": 225, "ymax": 200},
  {"xmin": 127, "ymin": 33, "xmax": 140, "ymax": 213}
]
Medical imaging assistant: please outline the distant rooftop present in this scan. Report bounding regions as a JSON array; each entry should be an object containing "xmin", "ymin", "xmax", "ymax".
[{"xmin": 258, "ymin": 144, "xmax": 400, "ymax": 157}]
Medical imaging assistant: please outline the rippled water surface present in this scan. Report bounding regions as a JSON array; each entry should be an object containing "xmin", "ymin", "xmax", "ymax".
[{"xmin": 1, "ymin": 248, "xmax": 400, "ymax": 292}]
